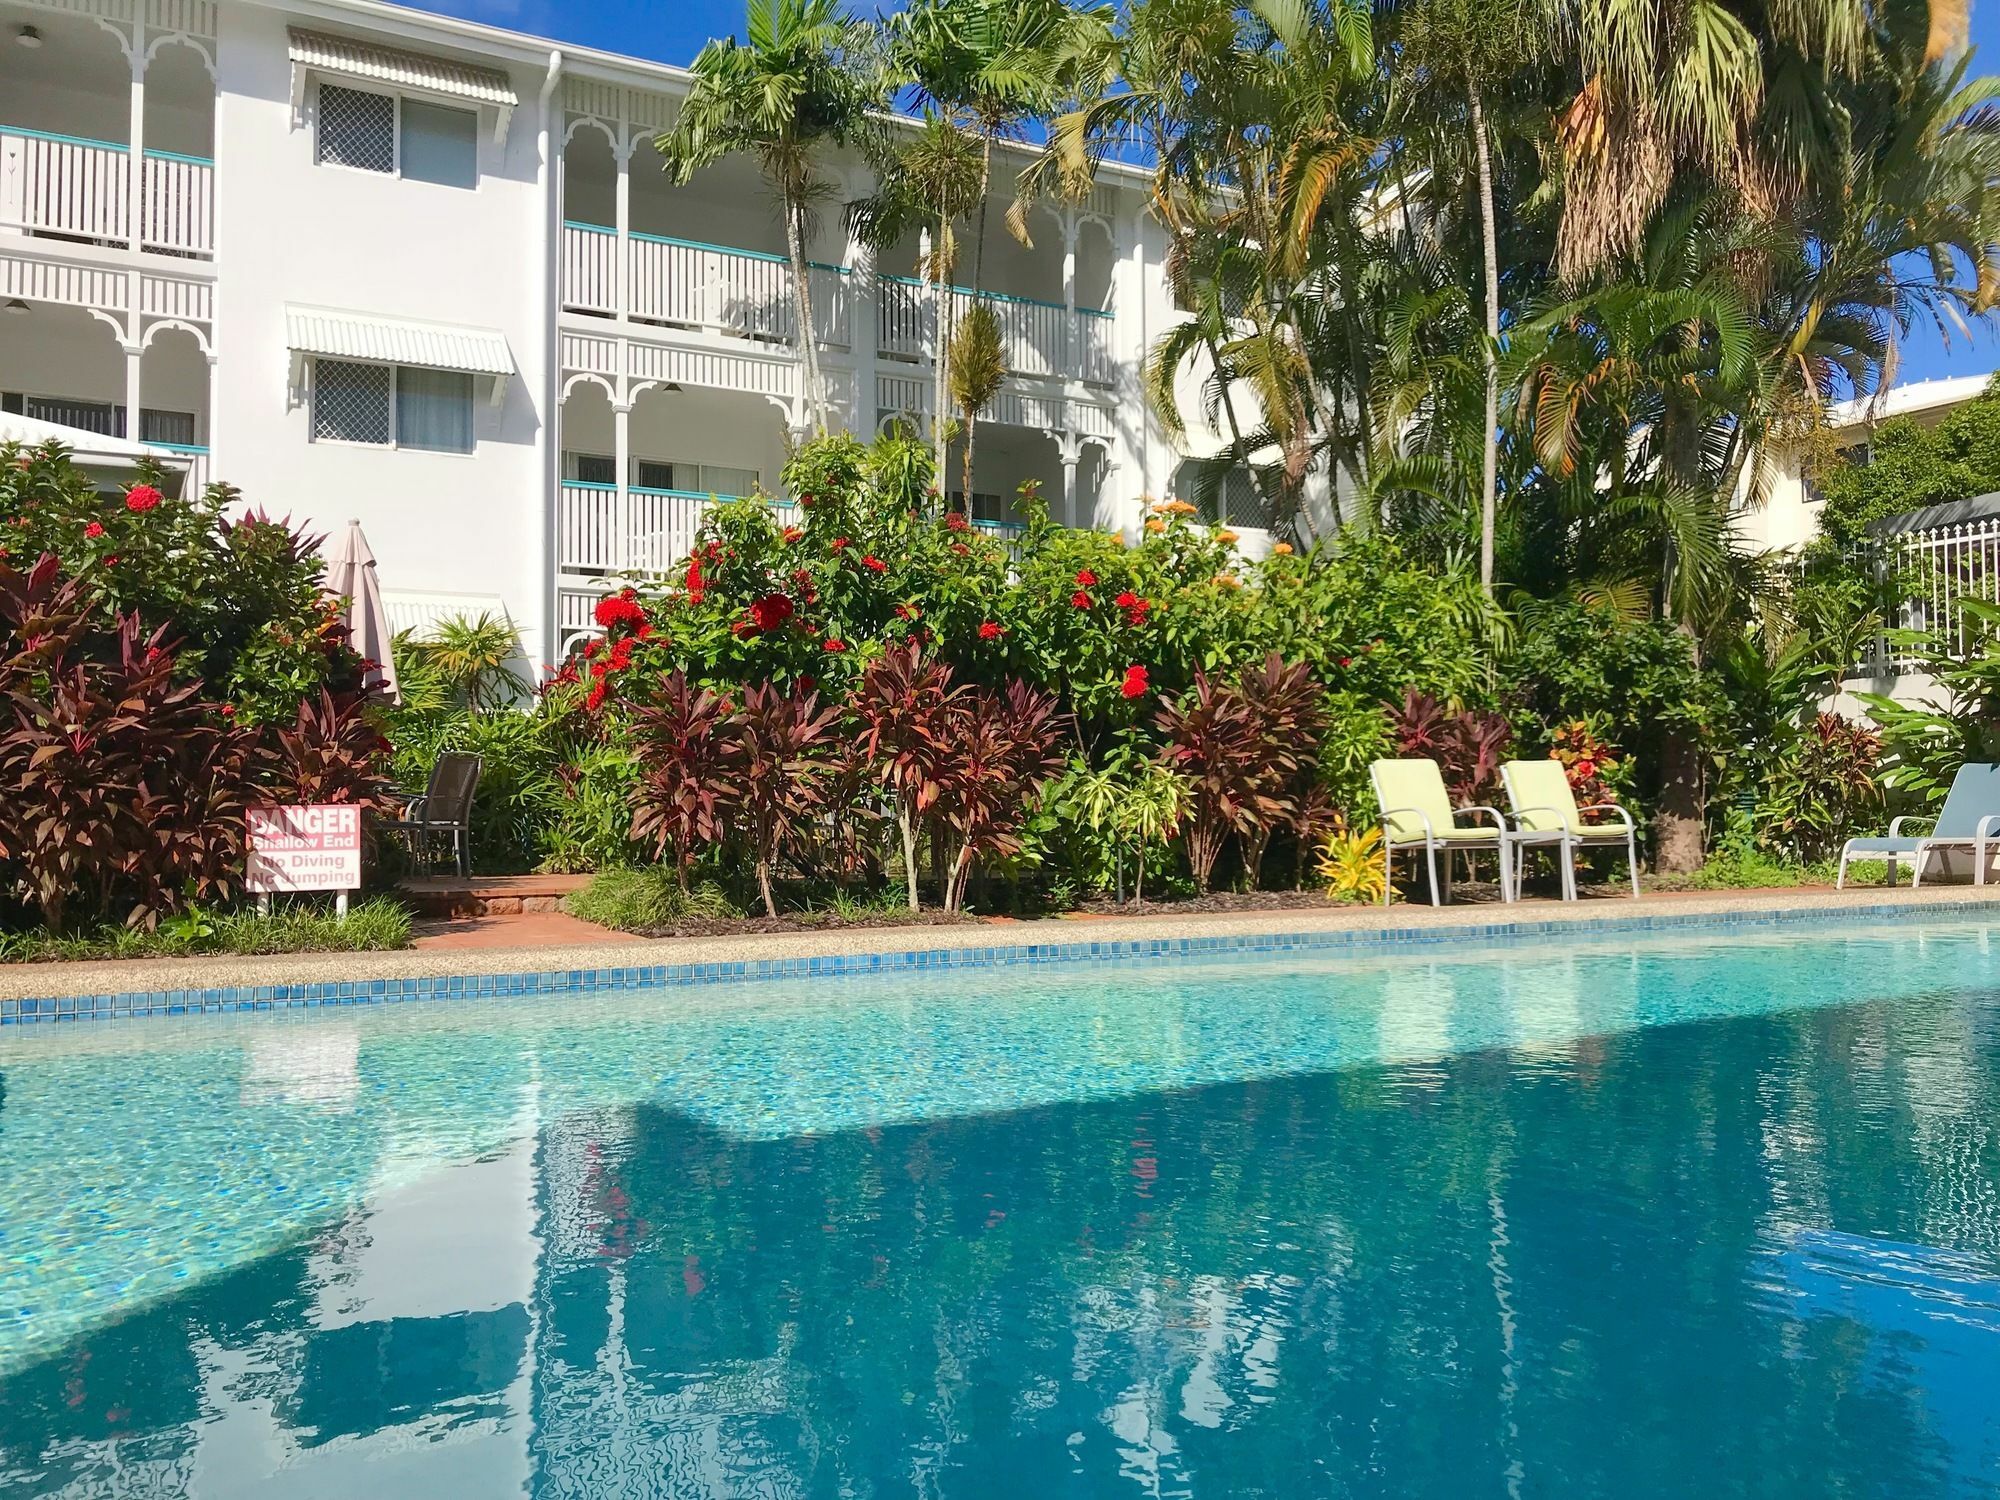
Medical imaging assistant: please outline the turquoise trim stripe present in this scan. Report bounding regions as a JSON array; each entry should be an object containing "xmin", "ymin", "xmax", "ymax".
[
  {"xmin": 560, "ymin": 480, "xmax": 753, "ymax": 504},
  {"xmin": 1, "ymin": 124, "xmax": 213, "ymax": 166},
  {"xmin": 145, "ymin": 442, "xmax": 209, "ymax": 454},
  {"xmin": 6, "ymin": 901, "xmax": 1996, "ymax": 1026},
  {"xmin": 564, "ymin": 221, "xmax": 847, "ymax": 275}
]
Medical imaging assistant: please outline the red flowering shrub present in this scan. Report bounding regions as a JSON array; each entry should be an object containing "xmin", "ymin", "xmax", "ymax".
[
  {"xmin": 1076, "ymin": 569, "xmax": 1098, "ymax": 587},
  {"xmin": 749, "ymin": 593, "xmax": 795, "ymax": 633},
  {"xmin": 124, "ymin": 485, "xmax": 163, "ymax": 513},
  {"xmin": 1072, "ymin": 591, "xmax": 1093, "ymax": 609},
  {"xmin": 862, "ymin": 555, "xmax": 887, "ymax": 573},
  {"xmin": 594, "ymin": 591, "xmax": 648, "ymax": 631},
  {"xmin": 979, "ymin": 621, "xmax": 1005, "ymax": 640},
  {"xmin": 1121, "ymin": 664, "xmax": 1150, "ymax": 698}
]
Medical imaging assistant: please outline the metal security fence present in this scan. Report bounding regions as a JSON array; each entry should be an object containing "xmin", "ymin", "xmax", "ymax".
[{"xmin": 1857, "ymin": 517, "xmax": 2000, "ymax": 673}]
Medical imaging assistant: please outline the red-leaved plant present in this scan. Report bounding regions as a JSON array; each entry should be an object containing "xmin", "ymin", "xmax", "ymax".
[
  {"xmin": 733, "ymin": 681, "xmax": 842, "ymax": 916},
  {"xmin": 853, "ymin": 642, "xmax": 967, "ymax": 910},
  {"xmin": 1390, "ymin": 690, "xmax": 1512, "ymax": 805},
  {"xmin": 936, "ymin": 680, "xmax": 1067, "ymax": 912},
  {"xmin": 629, "ymin": 672, "xmax": 744, "ymax": 887}
]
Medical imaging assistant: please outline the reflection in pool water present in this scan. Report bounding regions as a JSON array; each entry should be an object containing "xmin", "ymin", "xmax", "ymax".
[{"xmin": 2, "ymin": 920, "xmax": 1999, "ymax": 1495}]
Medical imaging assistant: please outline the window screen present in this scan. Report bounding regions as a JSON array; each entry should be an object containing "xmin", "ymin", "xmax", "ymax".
[
  {"xmin": 313, "ymin": 360, "xmax": 393, "ymax": 445},
  {"xmin": 317, "ymin": 84, "xmax": 395, "ymax": 174},
  {"xmin": 140, "ymin": 409, "xmax": 197, "ymax": 446},
  {"xmin": 571, "ymin": 454, "xmax": 616, "ymax": 485},
  {"xmin": 395, "ymin": 367, "xmax": 474, "ymax": 453},
  {"xmin": 634, "ymin": 460, "xmax": 678, "ymax": 492},
  {"xmin": 400, "ymin": 99, "xmax": 477, "ymax": 189}
]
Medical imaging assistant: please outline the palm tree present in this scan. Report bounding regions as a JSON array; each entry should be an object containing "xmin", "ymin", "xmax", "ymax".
[
  {"xmin": 1385, "ymin": 0, "xmax": 1544, "ymax": 593},
  {"xmin": 888, "ymin": 0, "xmax": 1104, "ymax": 507},
  {"xmin": 657, "ymin": 0, "xmax": 882, "ymax": 436},
  {"xmin": 848, "ymin": 114, "xmax": 986, "ymax": 482}
]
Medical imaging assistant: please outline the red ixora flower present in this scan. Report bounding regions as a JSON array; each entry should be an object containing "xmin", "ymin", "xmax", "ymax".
[
  {"xmin": 1121, "ymin": 664, "xmax": 1150, "ymax": 699},
  {"xmin": 950, "ymin": 541, "xmax": 970, "ymax": 556},
  {"xmin": 1071, "ymin": 591, "xmax": 1093, "ymax": 609},
  {"xmin": 945, "ymin": 511, "xmax": 970, "ymax": 532},
  {"xmin": 832, "ymin": 536, "xmax": 850, "ymax": 551},
  {"xmin": 83, "ymin": 521, "xmax": 105, "ymax": 539},
  {"xmin": 1076, "ymin": 569, "xmax": 1098, "ymax": 587},
  {"xmin": 685, "ymin": 554, "xmax": 705, "ymax": 604},
  {"xmin": 749, "ymin": 593, "xmax": 794, "ymax": 633},
  {"xmin": 782, "ymin": 526, "xmax": 804, "ymax": 544},
  {"xmin": 124, "ymin": 485, "xmax": 162, "ymax": 513},
  {"xmin": 822, "ymin": 637, "xmax": 848, "ymax": 653},
  {"xmin": 862, "ymin": 555, "xmax": 887, "ymax": 573},
  {"xmin": 594, "ymin": 593, "xmax": 647, "ymax": 631},
  {"xmin": 1115, "ymin": 591, "xmax": 1151, "ymax": 625},
  {"xmin": 585, "ymin": 682, "xmax": 608, "ymax": 712},
  {"xmin": 979, "ymin": 621, "xmax": 1005, "ymax": 640}
]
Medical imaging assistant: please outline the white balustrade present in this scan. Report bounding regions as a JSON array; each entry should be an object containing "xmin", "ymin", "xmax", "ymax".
[
  {"xmin": 561, "ymin": 223, "xmax": 614, "ymax": 315},
  {"xmin": 1862, "ymin": 517, "xmax": 2000, "ymax": 673},
  {"xmin": 876, "ymin": 276, "xmax": 1115, "ymax": 385},
  {"xmin": 0, "ymin": 129, "xmax": 213, "ymax": 257},
  {"xmin": 558, "ymin": 482, "xmax": 770, "ymax": 578}
]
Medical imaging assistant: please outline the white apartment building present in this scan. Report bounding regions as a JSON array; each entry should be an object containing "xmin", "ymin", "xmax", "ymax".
[
  {"xmin": 1736, "ymin": 373, "xmax": 1996, "ymax": 554},
  {"xmin": 0, "ymin": 0, "xmax": 1292, "ymax": 671}
]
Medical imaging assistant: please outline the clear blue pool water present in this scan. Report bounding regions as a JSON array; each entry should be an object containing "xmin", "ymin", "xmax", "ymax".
[{"xmin": 3, "ymin": 917, "xmax": 2000, "ymax": 1496}]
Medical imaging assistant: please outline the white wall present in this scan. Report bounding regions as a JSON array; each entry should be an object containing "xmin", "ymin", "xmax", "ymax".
[{"xmin": 211, "ymin": 4, "xmax": 551, "ymax": 665}]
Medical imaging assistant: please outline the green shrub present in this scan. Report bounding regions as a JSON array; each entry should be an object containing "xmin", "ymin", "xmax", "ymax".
[
  {"xmin": 0, "ymin": 897, "xmax": 412, "ymax": 963},
  {"xmin": 565, "ymin": 868, "xmax": 741, "ymax": 931}
]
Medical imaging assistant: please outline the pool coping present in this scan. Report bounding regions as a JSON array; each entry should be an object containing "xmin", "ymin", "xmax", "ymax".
[{"xmin": 4, "ymin": 885, "xmax": 1998, "ymax": 1025}]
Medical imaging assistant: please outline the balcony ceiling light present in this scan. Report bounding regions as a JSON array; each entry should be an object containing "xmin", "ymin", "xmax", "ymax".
[{"xmin": 15, "ymin": 24, "xmax": 42, "ymax": 48}]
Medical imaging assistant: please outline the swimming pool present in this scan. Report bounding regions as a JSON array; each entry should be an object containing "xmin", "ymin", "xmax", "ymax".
[{"xmin": 2, "ymin": 915, "xmax": 1997, "ymax": 1495}]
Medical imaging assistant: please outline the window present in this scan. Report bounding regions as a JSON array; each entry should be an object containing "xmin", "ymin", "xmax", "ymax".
[
  {"xmin": 316, "ymin": 83, "xmax": 476, "ymax": 187},
  {"xmin": 6, "ymin": 396, "xmax": 195, "ymax": 444},
  {"xmin": 400, "ymin": 99, "xmax": 477, "ymax": 189},
  {"xmin": 569, "ymin": 453, "xmax": 616, "ymax": 485},
  {"xmin": 1173, "ymin": 459, "xmax": 1272, "ymax": 530},
  {"xmin": 634, "ymin": 461, "xmax": 758, "ymax": 497},
  {"xmin": 317, "ymin": 84, "xmax": 395, "ymax": 173},
  {"xmin": 312, "ymin": 359, "xmax": 473, "ymax": 452},
  {"xmin": 140, "ymin": 409, "xmax": 197, "ymax": 446}
]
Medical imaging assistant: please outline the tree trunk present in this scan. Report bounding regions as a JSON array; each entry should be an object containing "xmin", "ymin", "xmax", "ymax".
[
  {"xmin": 756, "ymin": 854, "xmax": 778, "ymax": 918},
  {"xmin": 897, "ymin": 801, "xmax": 920, "ymax": 910},
  {"xmin": 962, "ymin": 403, "xmax": 978, "ymax": 510},
  {"xmin": 1654, "ymin": 725, "xmax": 1705, "ymax": 873},
  {"xmin": 931, "ymin": 208, "xmax": 951, "ymax": 486},
  {"xmin": 784, "ymin": 198, "xmax": 827, "ymax": 437},
  {"xmin": 1470, "ymin": 86, "xmax": 1501, "ymax": 597}
]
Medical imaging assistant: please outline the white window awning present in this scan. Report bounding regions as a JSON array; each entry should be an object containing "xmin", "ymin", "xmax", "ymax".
[
  {"xmin": 289, "ymin": 27, "xmax": 517, "ymax": 141},
  {"xmin": 287, "ymin": 306, "xmax": 514, "ymax": 376}
]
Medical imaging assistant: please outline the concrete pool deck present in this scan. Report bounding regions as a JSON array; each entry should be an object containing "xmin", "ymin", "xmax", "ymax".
[{"xmin": 3, "ymin": 883, "xmax": 1999, "ymax": 1013}]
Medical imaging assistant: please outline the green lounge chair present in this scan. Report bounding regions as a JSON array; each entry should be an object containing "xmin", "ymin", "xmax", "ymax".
[
  {"xmin": 1837, "ymin": 762, "xmax": 2000, "ymax": 888},
  {"xmin": 1369, "ymin": 758, "xmax": 1511, "ymax": 906},
  {"xmin": 1499, "ymin": 759, "xmax": 1642, "ymax": 901}
]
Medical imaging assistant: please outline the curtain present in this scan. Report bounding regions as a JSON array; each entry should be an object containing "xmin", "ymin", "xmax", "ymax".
[{"xmin": 396, "ymin": 367, "xmax": 474, "ymax": 453}]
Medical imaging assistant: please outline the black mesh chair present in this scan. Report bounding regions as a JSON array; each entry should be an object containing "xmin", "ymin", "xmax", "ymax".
[{"xmin": 386, "ymin": 753, "xmax": 481, "ymax": 876}]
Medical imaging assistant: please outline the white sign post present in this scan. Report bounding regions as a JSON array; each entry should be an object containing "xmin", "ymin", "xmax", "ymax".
[{"xmin": 247, "ymin": 805, "xmax": 363, "ymax": 917}]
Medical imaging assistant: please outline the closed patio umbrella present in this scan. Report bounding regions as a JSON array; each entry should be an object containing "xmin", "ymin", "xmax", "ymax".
[{"xmin": 323, "ymin": 519, "xmax": 400, "ymax": 703}]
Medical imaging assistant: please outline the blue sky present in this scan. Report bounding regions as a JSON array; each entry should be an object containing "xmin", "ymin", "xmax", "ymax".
[{"xmin": 407, "ymin": 0, "xmax": 2000, "ymax": 387}]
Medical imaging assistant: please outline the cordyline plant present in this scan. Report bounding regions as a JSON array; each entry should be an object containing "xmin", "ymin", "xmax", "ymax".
[
  {"xmin": 630, "ymin": 672, "xmax": 744, "ymax": 887},
  {"xmin": 854, "ymin": 642, "xmax": 967, "ymax": 909},
  {"xmin": 1391, "ymin": 690, "xmax": 1513, "ymax": 805},
  {"xmin": 1156, "ymin": 653, "xmax": 1325, "ymax": 891},
  {"xmin": 936, "ymin": 679, "xmax": 1067, "ymax": 912},
  {"xmin": 0, "ymin": 555, "xmax": 389, "ymax": 930},
  {"xmin": 733, "ymin": 680, "xmax": 843, "ymax": 916}
]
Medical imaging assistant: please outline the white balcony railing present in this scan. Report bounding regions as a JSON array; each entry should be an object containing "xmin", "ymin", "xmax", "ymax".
[
  {"xmin": 556, "ymin": 481, "xmax": 1019, "ymax": 581},
  {"xmin": 562, "ymin": 223, "xmax": 850, "ymax": 347},
  {"xmin": 0, "ymin": 128, "xmax": 214, "ymax": 257},
  {"xmin": 878, "ymin": 277, "xmax": 1115, "ymax": 386}
]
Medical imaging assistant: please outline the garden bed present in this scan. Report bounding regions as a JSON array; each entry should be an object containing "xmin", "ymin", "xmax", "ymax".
[{"xmin": 0, "ymin": 899, "xmax": 414, "ymax": 965}]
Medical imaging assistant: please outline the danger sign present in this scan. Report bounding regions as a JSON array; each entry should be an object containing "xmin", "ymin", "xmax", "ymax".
[{"xmin": 247, "ymin": 805, "xmax": 363, "ymax": 893}]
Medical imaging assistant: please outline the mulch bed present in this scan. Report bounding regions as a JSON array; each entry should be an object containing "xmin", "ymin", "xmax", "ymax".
[{"xmin": 624, "ymin": 909, "xmax": 990, "ymax": 939}]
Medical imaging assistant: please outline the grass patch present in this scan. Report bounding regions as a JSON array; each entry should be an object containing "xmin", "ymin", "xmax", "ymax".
[
  {"xmin": 0, "ymin": 898, "xmax": 414, "ymax": 964},
  {"xmin": 565, "ymin": 869, "xmax": 741, "ymax": 932},
  {"xmin": 1653, "ymin": 850, "xmax": 1888, "ymax": 891}
]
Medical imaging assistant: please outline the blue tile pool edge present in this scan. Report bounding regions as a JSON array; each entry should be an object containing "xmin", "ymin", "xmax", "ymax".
[{"xmin": 4, "ymin": 898, "xmax": 1998, "ymax": 1026}]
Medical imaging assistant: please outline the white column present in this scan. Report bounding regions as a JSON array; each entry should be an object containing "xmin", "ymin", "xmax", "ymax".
[
  {"xmin": 1061, "ymin": 211, "xmax": 1078, "ymax": 380},
  {"xmin": 123, "ymin": 340, "xmax": 143, "ymax": 444},
  {"xmin": 613, "ymin": 137, "xmax": 631, "ymax": 319},
  {"xmin": 845, "ymin": 177, "xmax": 878, "ymax": 444},
  {"xmin": 613, "ymin": 395, "xmax": 631, "ymax": 575},
  {"xmin": 1125, "ymin": 216, "xmax": 1153, "ymax": 512},
  {"xmin": 127, "ymin": 35, "xmax": 146, "ymax": 252},
  {"xmin": 204, "ymin": 350, "xmax": 218, "ymax": 480},
  {"xmin": 1059, "ymin": 433, "xmax": 1079, "ymax": 526}
]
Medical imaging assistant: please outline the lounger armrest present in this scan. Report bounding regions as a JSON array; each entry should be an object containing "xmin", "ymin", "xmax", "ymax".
[
  {"xmin": 1576, "ymin": 802, "xmax": 1636, "ymax": 831},
  {"xmin": 1888, "ymin": 815, "xmax": 1937, "ymax": 837},
  {"xmin": 1979, "ymin": 815, "xmax": 2000, "ymax": 840},
  {"xmin": 1453, "ymin": 804, "xmax": 1507, "ymax": 831},
  {"xmin": 1378, "ymin": 806, "xmax": 1435, "ymax": 840},
  {"xmin": 1506, "ymin": 805, "xmax": 1572, "ymax": 833}
]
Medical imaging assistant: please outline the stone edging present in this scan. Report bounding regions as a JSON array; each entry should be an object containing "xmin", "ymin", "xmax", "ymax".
[{"xmin": 3, "ymin": 888, "xmax": 1995, "ymax": 1026}]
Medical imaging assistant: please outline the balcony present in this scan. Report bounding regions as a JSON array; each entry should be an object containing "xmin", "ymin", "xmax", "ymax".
[
  {"xmin": 878, "ymin": 276, "xmax": 1114, "ymax": 386},
  {"xmin": 561, "ymin": 223, "xmax": 850, "ymax": 346},
  {"xmin": 0, "ymin": 127, "xmax": 215, "ymax": 258}
]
